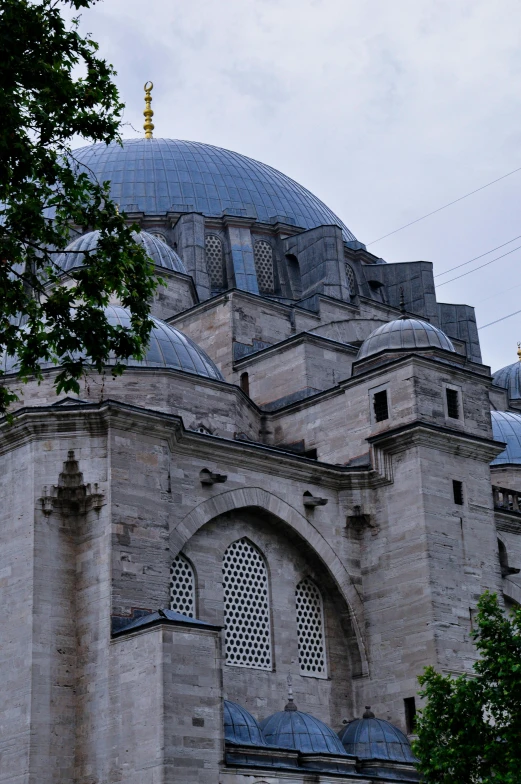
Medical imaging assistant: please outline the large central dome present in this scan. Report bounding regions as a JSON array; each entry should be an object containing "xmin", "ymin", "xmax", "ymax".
[{"xmin": 72, "ymin": 138, "xmax": 356, "ymax": 242}]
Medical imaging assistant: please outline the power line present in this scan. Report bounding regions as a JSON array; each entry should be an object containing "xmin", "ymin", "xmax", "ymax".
[
  {"xmin": 434, "ymin": 234, "xmax": 521, "ymax": 278},
  {"xmin": 478, "ymin": 308, "xmax": 521, "ymax": 330},
  {"xmin": 436, "ymin": 244, "xmax": 521, "ymax": 287},
  {"xmin": 367, "ymin": 165, "xmax": 521, "ymax": 246}
]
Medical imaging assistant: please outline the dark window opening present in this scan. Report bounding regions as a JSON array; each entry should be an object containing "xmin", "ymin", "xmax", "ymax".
[
  {"xmin": 240, "ymin": 372, "xmax": 250, "ymax": 396},
  {"xmin": 453, "ymin": 480, "xmax": 464, "ymax": 505},
  {"xmin": 404, "ymin": 697, "xmax": 416, "ymax": 734},
  {"xmin": 373, "ymin": 390, "xmax": 389, "ymax": 422},
  {"xmin": 446, "ymin": 388, "xmax": 460, "ymax": 419},
  {"xmin": 303, "ymin": 448, "xmax": 318, "ymax": 460}
]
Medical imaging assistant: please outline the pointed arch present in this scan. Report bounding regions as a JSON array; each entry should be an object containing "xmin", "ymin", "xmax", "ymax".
[{"xmin": 170, "ymin": 486, "xmax": 368, "ymax": 676}]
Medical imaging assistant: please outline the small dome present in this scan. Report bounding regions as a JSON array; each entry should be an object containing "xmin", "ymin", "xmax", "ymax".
[
  {"xmin": 224, "ymin": 700, "xmax": 267, "ymax": 746},
  {"xmin": 260, "ymin": 709, "xmax": 347, "ymax": 755},
  {"xmin": 54, "ymin": 230, "xmax": 186, "ymax": 273},
  {"xmin": 493, "ymin": 360, "xmax": 521, "ymax": 401},
  {"xmin": 338, "ymin": 709, "xmax": 416, "ymax": 763},
  {"xmin": 491, "ymin": 410, "xmax": 521, "ymax": 465},
  {"xmin": 1, "ymin": 305, "xmax": 223, "ymax": 381},
  {"xmin": 358, "ymin": 318, "xmax": 455, "ymax": 360}
]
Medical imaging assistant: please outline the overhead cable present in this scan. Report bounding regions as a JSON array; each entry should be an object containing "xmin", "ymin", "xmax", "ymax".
[
  {"xmin": 478, "ymin": 308, "xmax": 521, "ymax": 330},
  {"xmin": 434, "ymin": 234, "xmax": 521, "ymax": 278},
  {"xmin": 367, "ymin": 165, "xmax": 521, "ymax": 246},
  {"xmin": 436, "ymin": 244, "xmax": 521, "ymax": 287}
]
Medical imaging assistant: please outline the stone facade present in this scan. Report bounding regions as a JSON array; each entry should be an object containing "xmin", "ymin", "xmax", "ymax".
[{"xmin": 0, "ymin": 136, "xmax": 518, "ymax": 784}]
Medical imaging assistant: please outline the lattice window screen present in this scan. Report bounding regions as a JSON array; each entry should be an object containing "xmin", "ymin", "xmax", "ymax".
[
  {"xmin": 254, "ymin": 240, "xmax": 275, "ymax": 294},
  {"xmin": 169, "ymin": 553, "xmax": 195, "ymax": 617},
  {"xmin": 205, "ymin": 234, "xmax": 225, "ymax": 289},
  {"xmin": 296, "ymin": 578, "xmax": 327, "ymax": 677},
  {"xmin": 222, "ymin": 538, "xmax": 272, "ymax": 670},
  {"xmin": 345, "ymin": 263, "xmax": 356, "ymax": 296}
]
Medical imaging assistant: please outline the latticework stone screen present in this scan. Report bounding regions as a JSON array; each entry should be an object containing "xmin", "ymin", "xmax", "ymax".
[
  {"xmin": 205, "ymin": 234, "xmax": 225, "ymax": 289},
  {"xmin": 296, "ymin": 578, "xmax": 327, "ymax": 677},
  {"xmin": 345, "ymin": 263, "xmax": 356, "ymax": 296},
  {"xmin": 169, "ymin": 553, "xmax": 195, "ymax": 617},
  {"xmin": 254, "ymin": 240, "xmax": 275, "ymax": 293},
  {"xmin": 222, "ymin": 538, "xmax": 272, "ymax": 670}
]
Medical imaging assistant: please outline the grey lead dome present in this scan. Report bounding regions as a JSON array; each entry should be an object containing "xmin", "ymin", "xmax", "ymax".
[
  {"xmin": 490, "ymin": 410, "xmax": 521, "ymax": 465},
  {"xmin": 54, "ymin": 229, "xmax": 186, "ymax": 274},
  {"xmin": 1, "ymin": 305, "xmax": 223, "ymax": 381},
  {"xmin": 357, "ymin": 317, "xmax": 455, "ymax": 360},
  {"xmin": 71, "ymin": 138, "xmax": 357, "ymax": 243}
]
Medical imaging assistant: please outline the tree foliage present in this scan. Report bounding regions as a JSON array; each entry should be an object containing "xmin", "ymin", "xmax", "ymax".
[
  {"xmin": 0, "ymin": 0, "xmax": 157, "ymax": 413},
  {"xmin": 413, "ymin": 592, "xmax": 521, "ymax": 783}
]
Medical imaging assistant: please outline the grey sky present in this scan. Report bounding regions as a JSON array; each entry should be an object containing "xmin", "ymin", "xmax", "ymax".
[{"xmin": 76, "ymin": 0, "xmax": 521, "ymax": 371}]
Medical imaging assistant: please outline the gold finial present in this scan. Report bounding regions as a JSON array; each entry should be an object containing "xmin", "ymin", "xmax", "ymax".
[
  {"xmin": 517, "ymin": 342, "xmax": 521, "ymax": 362},
  {"xmin": 143, "ymin": 81, "xmax": 154, "ymax": 139}
]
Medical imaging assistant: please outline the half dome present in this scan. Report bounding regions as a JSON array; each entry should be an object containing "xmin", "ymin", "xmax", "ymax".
[
  {"xmin": 338, "ymin": 709, "xmax": 416, "ymax": 763},
  {"xmin": 54, "ymin": 229, "xmax": 186, "ymax": 274},
  {"xmin": 260, "ymin": 709, "xmax": 347, "ymax": 755},
  {"xmin": 490, "ymin": 410, "xmax": 521, "ymax": 465},
  {"xmin": 224, "ymin": 700, "xmax": 267, "ymax": 747},
  {"xmin": 358, "ymin": 318, "xmax": 455, "ymax": 360},
  {"xmin": 72, "ymin": 138, "xmax": 357, "ymax": 243},
  {"xmin": 493, "ymin": 360, "xmax": 521, "ymax": 401},
  {"xmin": 1, "ymin": 305, "xmax": 223, "ymax": 380}
]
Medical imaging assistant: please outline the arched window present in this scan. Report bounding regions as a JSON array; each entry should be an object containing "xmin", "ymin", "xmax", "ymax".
[
  {"xmin": 222, "ymin": 538, "xmax": 272, "ymax": 670},
  {"xmin": 254, "ymin": 240, "xmax": 275, "ymax": 294},
  {"xmin": 240, "ymin": 371, "xmax": 250, "ymax": 396},
  {"xmin": 170, "ymin": 553, "xmax": 196, "ymax": 617},
  {"xmin": 295, "ymin": 578, "xmax": 327, "ymax": 678},
  {"xmin": 205, "ymin": 234, "xmax": 225, "ymax": 289},
  {"xmin": 345, "ymin": 263, "xmax": 356, "ymax": 296}
]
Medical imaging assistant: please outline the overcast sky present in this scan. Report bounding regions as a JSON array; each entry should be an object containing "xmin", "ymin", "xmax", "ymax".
[{"xmin": 76, "ymin": 0, "xmax": 521, "ymax": 371}]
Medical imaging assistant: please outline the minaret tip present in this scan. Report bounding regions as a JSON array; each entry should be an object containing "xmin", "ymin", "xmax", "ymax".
[{"xmin": 143, "ymin": 81, "xmax": 154, "ymax": 139}]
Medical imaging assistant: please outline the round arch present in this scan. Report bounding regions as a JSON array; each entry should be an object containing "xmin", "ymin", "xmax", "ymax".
[{"xmin": 171, "ymin": 486, "xmax": 369, "ymax": 675}]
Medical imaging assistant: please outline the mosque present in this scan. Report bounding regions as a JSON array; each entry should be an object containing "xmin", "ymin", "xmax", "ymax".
[{"xmin": 2, "ymin": 84, "xmax": 521, "ymax": 784}]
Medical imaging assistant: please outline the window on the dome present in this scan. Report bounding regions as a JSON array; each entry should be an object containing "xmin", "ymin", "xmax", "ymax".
[
  {"xmin": 446, "ymin": 388, "xmax": 460, "ymax": 419},
  {"xmin": 170, "ymin": 553, "xmax": 196, "ymax": 617},
  {"xmin": 296, "ymin": 578, "xmax": 327, "ymax": 678},
  {"xmin": 254, "ymin": 240, "xmax": 275, "ymax": 294},
  {"xmin": 222, "ymin": 538, "xmax": 272, "ymax": 670},
  {"xmin": 205, "ymin": 234, "xmax": 225, "ymax": 289},
  {"xmin": 345, "ymin": 263, "xmax": 356, "ymax": 297},
  {"xmin": 149, "ymin": 231, "xmax": 167, "ymax": 244},
  {"xmin": 373, "ymin": 390, "xmax": 389, "ymax": 422}
]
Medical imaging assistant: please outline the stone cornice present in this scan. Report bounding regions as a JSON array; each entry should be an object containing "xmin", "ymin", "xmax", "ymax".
[
  {"xmin": 0, "ymin": 400, "xmax": 380, "ymax": 490},
  {"xmin": 233, "ymin": 330, "xmax": 358, "ymax": 368},
  {"xmin": 367, "ymin": 420, "xmax": 504, "ymax": 461}
]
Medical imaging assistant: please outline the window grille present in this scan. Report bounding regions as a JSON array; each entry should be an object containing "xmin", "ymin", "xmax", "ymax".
[
  {"xmin": 222, "ymin": 538, "xmax": 272, "ymax": 670},
  {"xmin": 446, "ymin": 388, "xmax": 460, "ymax": 419},
  {"xmin": 205, "ymin": 234, "xmax": 225, "ymax": 289},
  {"xmin": 296, "ymin": 578, "xmax": 327, "ymax": 677},
  {"xmin": 373, "ymin": 390, "xmax": 389, "ymax": 422},
  {"xmin": 345, "ymin": 263, "xmax": 356, "ymax": 296},
  {"xmin": 169, "ymin": 553, "xmax": 195, "ymax": 617},
  {"xmin": 254, "ymin": 240, "xmax": 275, "ymax": 294}
]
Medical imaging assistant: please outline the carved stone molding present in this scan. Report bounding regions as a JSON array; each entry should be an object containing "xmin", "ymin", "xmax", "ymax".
[{"xmin": 40, "ymin": 450, "xmax": 105, "ymax": 516}]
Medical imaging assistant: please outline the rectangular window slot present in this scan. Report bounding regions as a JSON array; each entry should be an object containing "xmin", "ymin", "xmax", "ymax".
[
  {"xmin": 453, "ymin": 480, "xmax": 464, "ymax": 505},
  {"xmin": 373, "ymin": 390, "xmax": 389, "ymax": 422},
  {"xmin": 446, "ymin": 388, "xmax": 460, "ymax": 419},
  {"xmin": 404, "ymin": 696, "xmax": 416, "ymax": 734}
]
